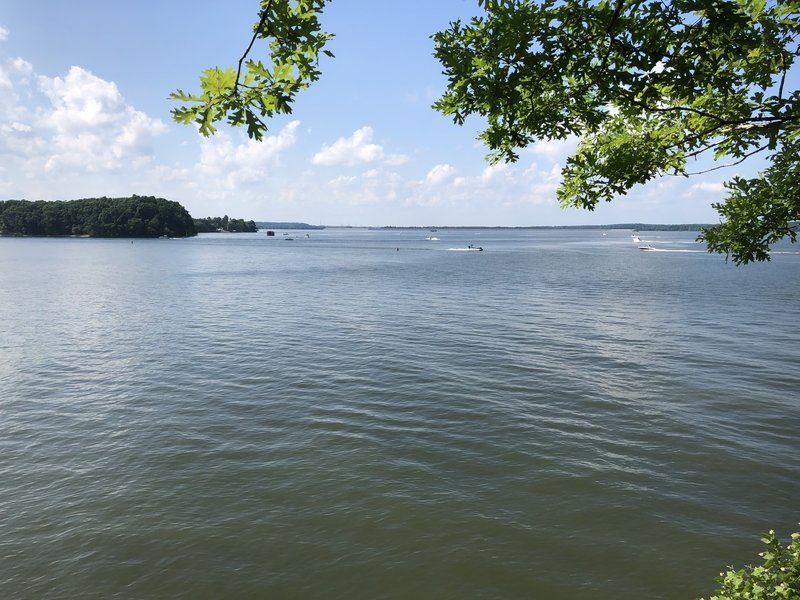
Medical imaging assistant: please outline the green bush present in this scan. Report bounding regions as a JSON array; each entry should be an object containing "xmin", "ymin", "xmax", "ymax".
[{"xmin": 701, "ymin": 530, "xmax": 800, "ymax": 600}]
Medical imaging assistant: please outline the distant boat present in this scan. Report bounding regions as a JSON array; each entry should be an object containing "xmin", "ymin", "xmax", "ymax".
[
  {"xmin": 266, "ymin": 230, "xmax": 275, "ymax": 236},
  {"xmin": 425, "ymin": 236, "xmax": 440, "ymax": 241},
  {"xmin": 285, "ymin": 237, "xmax": 294, "ymax": 241},
  {"xmin": 639, "ymin": 245, "xmax": 656, "ymax": 251},
  {"xmin": 632, "ymin": 235, "xmax": 642, "ymax": 243},
  {"xmin": 447, "ymin": 245, "xmax": 484, "ymax": 252}
]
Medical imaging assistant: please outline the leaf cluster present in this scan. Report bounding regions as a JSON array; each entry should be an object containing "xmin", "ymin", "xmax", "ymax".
[
  {"xmin": 700, "ymin": 529, "xmax": 800, "ymax": 600},
  {"xmin": 170, "ymin": 0, "xmax": 333, "ymax": 140},
  {"xmin": 433, "ymin": 0, "xmax": 800, "ymax": 262}
]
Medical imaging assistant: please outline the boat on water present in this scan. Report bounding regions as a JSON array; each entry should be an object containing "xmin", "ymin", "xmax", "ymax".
[
  {"xmin": 447, "ymin": 245, "xmax": 484, "ymax": 252},
  {"xmin": 638, "ymin": 245, "xmax": 656, "ymax": 251},
  {"xmin": 632, "ymin": 235, "xmax": 642, "ymax": 243}
]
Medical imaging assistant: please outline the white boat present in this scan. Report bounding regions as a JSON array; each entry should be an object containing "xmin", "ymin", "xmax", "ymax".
[
  {"xmin": 638, "ymin": 245, "xmax": 656, "ymax": 251},
  {"xmin": 632, "ymin": 235, "xmax": 642, "ymax": 243},
  {"xmin": 447, "ymin": 245, "xmax": 484, "ymax": 252}
]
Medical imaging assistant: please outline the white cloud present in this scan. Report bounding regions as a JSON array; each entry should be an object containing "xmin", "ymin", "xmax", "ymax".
[
  {"xmin": 0, "ymin": 25, "xmax": 8, "ymax": 42},
  {"xmin": 404, "ymin": 154, "xmax": 567, "ymax": 212},
  {"xmin": 329, "ymin": 174, "xmax": 358, "ymax": 187},
  {"xmin": 145, "ymin": 120, "xmax": 303, "ymax": 216},
  {"xmin": 318, "ymin": 167, "xmax": 405, "ymax": 207},
  {"xmin": 521, "ymin": 162, "xmax": 563, "ymax": 205},
  {"xmin": 691, "ymin": 181, "xmax": 726, "ymax": 193},
  {"xmin": 479, "ymin": 162, "xmax": 509, "ymax": 183},
  {"xmin": 1, "ymin": 56, "xmax": 32, "ymax": 94},
  {"xmin": 9, "ymin": 57, "xmax": 32, "ymax": 76},
  {"xmin": 196, "ymin": 120, "xmax": 299, "ymax": 186},
  {"xmin": 526, "ymin": 135, "xmax": 579, "ymax": 161},
  {"xmin": 425, "ymin": 163, "xmax": 456, "ymax": 185},
  {"xmin": 36, "ymin": 66, "xmax": 166, "ymax": 171},
  {"xmin": 312, "ymin": 126, "xmax": 408, "ymax": 166}
]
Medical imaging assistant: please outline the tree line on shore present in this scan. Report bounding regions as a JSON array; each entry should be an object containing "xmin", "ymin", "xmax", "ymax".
[
  {"xmin": 193, "ymin": 215, "xmax": 257, "ymax": 233},
  {"xmin": 0, "ymin": 196, "xmax": 259, "ymax": 238},
  {"xmin": 0, "ymin": 196, "xmax": 196, "ymax": 238}
]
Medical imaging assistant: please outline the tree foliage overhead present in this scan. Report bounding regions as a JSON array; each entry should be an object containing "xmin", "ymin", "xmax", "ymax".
[
  {"xmin": 170, "ymin": 0, "xmax": 333, "ymax": 140},
  {"xmin": 434, "ymin": 0, "xmax": 800, "ymax": 262},
  {"xmin": 433, "ymin": 0, "xmax": 800, "ymax": 263},
  {"xmin": 173, "ymin": 0, "xmax": 799, "ymax": 264}
]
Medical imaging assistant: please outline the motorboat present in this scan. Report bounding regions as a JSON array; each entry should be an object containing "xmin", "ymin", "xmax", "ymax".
[{"xmin": 448, "ymin": 245, "xmax": 484, "ymax": 252}]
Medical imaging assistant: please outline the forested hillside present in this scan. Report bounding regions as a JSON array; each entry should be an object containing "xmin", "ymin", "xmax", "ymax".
[
  {"xmin": 0, "ymin": 196, "xmax": 196, "ymax": 238},
  {"xmin": 193, "ymin": 215, "xmax": 257, "ymax": 232}
]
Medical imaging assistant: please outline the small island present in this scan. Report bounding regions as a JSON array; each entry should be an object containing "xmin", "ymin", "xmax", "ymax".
[
  {"xmin": 0, "ymin": 196, "xmax": 197, "ymax": 238},
  {"xmin": 0, "ymin": 196, "xmax": 265, "ymax": 239},
  {"xmin": 194, "ymin": 215, "xmax": 257, "ymax": 233}
]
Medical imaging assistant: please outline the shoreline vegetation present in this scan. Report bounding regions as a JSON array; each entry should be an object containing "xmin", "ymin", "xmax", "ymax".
[
  {"xmin": 1, "ymin": 197, "xmax": 714, "ymax": 239},
  {"xmin": 371, "ymin": 224, "xmax": 713, "ymax": 231},
  {"xmin": 194, "ymin": 215, "xmax": 257, "ymax": 233},
  {"xmin": 0, "ymin": 197, "xmax": 196, "ymax": 238},
  {"xmin": 256, "ymin": 222, "xmax": 325, "ymax": 230},
  {"xmin": 0, "ymin": 197, "xmax": 256, "ymax": 238}
]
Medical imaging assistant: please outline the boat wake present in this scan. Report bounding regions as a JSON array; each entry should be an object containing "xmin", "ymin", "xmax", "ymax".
[{"xmin": 639, "ymin": 247, "xmax": 705, "ymax": 253}]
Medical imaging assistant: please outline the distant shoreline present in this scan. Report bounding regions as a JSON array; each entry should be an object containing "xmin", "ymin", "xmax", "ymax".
[
  {"xmin": 359, "ymin": 224, "xmax": 713, "ymax": 231},
  {"xmin": 255, "ymin": 222, "xmax": 325, "ymax": 230}
]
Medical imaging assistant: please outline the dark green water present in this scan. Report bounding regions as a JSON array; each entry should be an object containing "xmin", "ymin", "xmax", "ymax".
[{"xmin": 1, "ymin": 229, "xmax": 798, "ymax": 599}]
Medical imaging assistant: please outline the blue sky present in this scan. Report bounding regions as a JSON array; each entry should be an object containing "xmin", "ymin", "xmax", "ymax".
[{"xmin": 0, "ymin": 0, "xmax": 756, "ymax": 226}]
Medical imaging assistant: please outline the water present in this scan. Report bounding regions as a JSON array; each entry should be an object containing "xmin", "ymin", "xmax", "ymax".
[{"xmin": 1, "ymin": 228, "xmax": 798, "ymax": 599}]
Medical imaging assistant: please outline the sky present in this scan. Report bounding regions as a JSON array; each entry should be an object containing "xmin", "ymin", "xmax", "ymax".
[{"xmin": 0, "ymin": 0, "xmax": 765, "ymax": 226}]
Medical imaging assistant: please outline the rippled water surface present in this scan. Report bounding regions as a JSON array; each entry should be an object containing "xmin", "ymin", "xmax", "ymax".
[{"xmin": 1, "ymin": 229, "xmax": 798, "ymax": 599}]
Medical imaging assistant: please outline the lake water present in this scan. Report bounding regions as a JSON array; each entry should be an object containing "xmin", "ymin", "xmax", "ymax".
[{"xmin": 1, "ymin": 228, "xmax": 798, "ymax": 599}]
